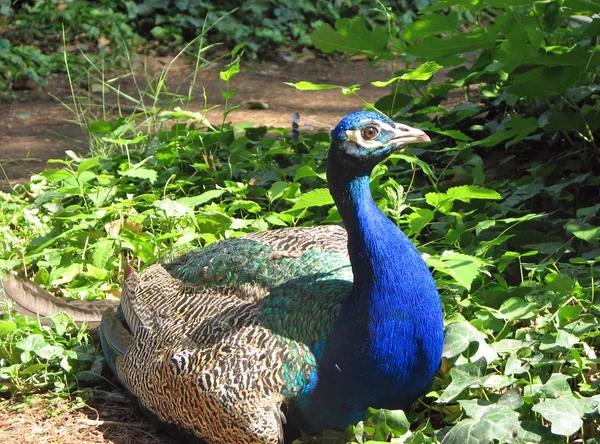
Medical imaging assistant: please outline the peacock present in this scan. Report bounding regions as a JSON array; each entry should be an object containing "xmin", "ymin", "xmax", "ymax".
[{"xmin": 3, "ymin": 111, "xmax": 444, "ymax": 443}]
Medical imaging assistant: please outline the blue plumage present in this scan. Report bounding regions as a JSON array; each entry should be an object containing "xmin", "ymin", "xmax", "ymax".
[{"xmin": 295, "ymin": 113, "xmax": 444, "ymax": 431}]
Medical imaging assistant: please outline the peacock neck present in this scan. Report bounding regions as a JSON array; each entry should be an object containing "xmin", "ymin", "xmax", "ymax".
[
  {"xmin": 299, "ymin": 154, "xmax": 444, "ymax": 431},
  {"xmin": 330, "ymin": 171, "xmax": 440, "ymax": 336}
]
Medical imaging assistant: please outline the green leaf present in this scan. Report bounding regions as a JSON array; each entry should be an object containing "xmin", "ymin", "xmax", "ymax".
[
  {"xmin": 532, "ymin": 395, "xmax": 587, "ymax": 436},
  {"xmin": 284, "ymin": 81, "xmax": 338, "ymax": 91},
  {"xmin": 178, "ymin": 189, "xmax": 225, "ymax": 208},
  {"xmin": 0, "ymin": 320, "xmax": 17, "ymax": 337},
  {"xmin": 507, "ymin": 66, "xmax": 581, "ymax": 98},
  {"xmin": 77, "ymin": 157, "xmax": 99, "ymax": 174},
  {"xmin": 442, "ymin": 408, "xmax": 520, "ymax": 444},
  {"xmin": 16, "ymin": 334, "xmax": 48, "ymax": 362},
  {"xmin": 428, "ymin": 251, "xmax": 482, "ymax": 289},
  {"xmin": 51, "ymin": 263, "xmax": 82, "ymax": 286},
  {"xmin": 311, "ymin": 16, "xmax": 388, "ymax": 56},
  {"xmin": 154, "ymin": 199, "xmax": 192, "ymax": 217},
  {"xmin": 565, "ymin": 221, "xmax": 600, "ymax": 246},
  {"xmin": 402, "ymin": 11, "xmax": 459, "ymax": 41},
  {"xmin": 406, "ymin": 27, "xmax": 496, "ymax": 59},
  {"xmin": 92, "ymin": 238, "xmax": 115, "ymax": 269},
  {"xmin": 498, "ymin": 297, "xmax": 537, "ymax": 321},
  {"xmin": 220, "ymin": 61, "xmax": 240, "ymax": 82},
  {"xmin": 119, "ymin": 167, "xmax": 158, "ymax": 184},
  {"xmin": 446, "ymin": 185, "xmax": 501, "ymax": 201},
  {"xmin": 438, "ymin": 358, "xmax": 487, "ymax": 403},
  {"xmin": 399, "ymin": 61, "xmax": 443, "ymax": 81},
  {"xmin": 288, "ymin": 188, "xmax": 334, "ymax": 211},
  {"xmin": 443, "ymin": 321, "xmax": 498, "ymax": 364}
]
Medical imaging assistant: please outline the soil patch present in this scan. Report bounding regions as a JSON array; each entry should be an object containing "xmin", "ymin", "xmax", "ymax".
[{"xmin": 0, "ymin": 54, "xmax": 393, "ymax": 191}]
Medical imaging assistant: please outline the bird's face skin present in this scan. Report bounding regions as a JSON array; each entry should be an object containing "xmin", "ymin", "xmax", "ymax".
[{"xmin": 330, "ymin": 111, "xmax": 430, "ymax": 166}]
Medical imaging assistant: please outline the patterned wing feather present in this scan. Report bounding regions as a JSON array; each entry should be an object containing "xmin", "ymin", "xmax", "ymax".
[{"xmin": 112, "ymin": 225, "xmax": 352, "ymax": 443}]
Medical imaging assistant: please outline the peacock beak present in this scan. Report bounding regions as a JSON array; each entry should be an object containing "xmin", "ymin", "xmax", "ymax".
[{"xmin": 391, "ymin": 123, "xmax": 431, "ymax": 145}]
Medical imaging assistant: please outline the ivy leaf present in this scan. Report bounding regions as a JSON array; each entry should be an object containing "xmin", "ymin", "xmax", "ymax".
[
  {"xmin": 154, "ymin": 199, "xmax": 193, "ymax": 217},
  {"xmin": 442, "ymin": 407, "xmax": 520, "ymax": 444},
  {"xmin": 438, "ymin": 358, "xmax": 487, "ymax": 403},
  {"xmin": 443, "ymin": 321, "xmax": 498, "ymax": 364},
  {"xmin": 532, "ymin": 395, "xmax": 587, "ymax": 436}
]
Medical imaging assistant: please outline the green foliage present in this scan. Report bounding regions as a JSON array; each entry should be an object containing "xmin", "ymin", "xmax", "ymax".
[
  {"xmin": 117, "ymin": 0, "xmax": 436, "ymax": 58},
  {"xmin": 0, "ymin": 0, "xmax": 437, "ymax": 93},
  {"xmin": 0, "ymin": 303, "xmax": 102, "ymax": 395},
  {"xmin": 0, "ymin": 38, "xmax": 64, "ymax": 98},
  {"xmin": 2, "ymin": 0, "xmax": 600, "ymax": 441}
]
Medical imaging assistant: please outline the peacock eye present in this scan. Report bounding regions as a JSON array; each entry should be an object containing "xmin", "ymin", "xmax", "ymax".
[{"xmin": 361, "ymin": 126, "xmax": 379, "ymax": 141}]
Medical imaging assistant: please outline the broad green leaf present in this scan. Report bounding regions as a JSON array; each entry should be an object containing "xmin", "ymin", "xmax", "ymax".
[
  {"xmin": 154, "ymin": 199, "xmax": 192, "ymax": 217},
  {"xmin": 402, "ymin": 12, "xmax": 459, "ymax": 41},
  {"xmin": 16, "ymin": 334, "xmax": 47, "ymax": 363},
  {"xmin": 406, "ymin": 28, "xmax": 496, "ymax": 59},
  {"xmin": 565, "ymin": 221, "xmax": 600, "ymax": 246},
  {"xmin": 119, "ymin": 167, "xmax": 158, "ymax": 184},
  {"xmin": 36, "ymin": 343, "xmax": 65, "ymax": 360},
  {"xmin": 311, "ymin": 16, "xmax": 388, "ymax": 55},
  {"xmin": 438, "ymin": 358, "xmax": 487, "ymax": 403},
  {"xmin": 407, "ymin": 208, "xmax": 434, "ymax": 234},
  {"xmin": 565, "ymin": 0, "xmax": 600, "ymax": 13},
  {"xmin": 442, "ymin": 407, "xmax": 520, "ymax": 444},
  {"xmin": 77, "ymin": 157, "xmax": 99, "ymax": 174},
  {"xmin": 399, "ymin": 61, "xmax": 443, "ymax": 81},
  {"xmin": 446, "ymin": 185, "xmax": 501, "ymax": 201},
  {"xmin": 507, "ymin": 66, "xmax": 581, "ymax": 97},
  {"xmin": 539, "ymin": 330, "xmax": 580, "ymax": 351},
  {"xmin": 498, "ymin": 297, "xmax": 536, "ymax": 321},
  {"xmin": 294, "ymin": 165, "xmax": 326, "ymax": 182},
  {"xmin": 424, "ymin": 192, "xmax": 453, "ymax": 213},
  {"xmin": 52, "ymin": 263, "xmax": 82, "ymax": 286},
  {"xmin": 267, "ymin": 182, "xmax": 290, "ymax": 202},
  {"xmin": 229, "ymin": 200, "xmax": 262, "ymax": 214},
  {"xmin": 443, "ymin": 322, "xmax": 498, "ymax": 364},
  {"xmin": 532, "ymin": 395, "xmax": 587, "ymax": 436},
  {"xmin": 428, "ymin": 251, "xmax": 482, "ymax": 289},
  {"xmin": 288, "ymin": 188, "xmax": 334, "ymax": 211},
  {"xmin": 504, "ymin": 354, "xmax": 530, "ymax": 376},
  {"xmin": 0, "ymin": 320, "xmax": 17, "ymax": 337},
  {"xmin": 178, "ymin": 189, "xmax": 225, "ymax": 208},
  {"xmin": 92, "ymin": 238, "xmax": 115, "ymax": 269}
]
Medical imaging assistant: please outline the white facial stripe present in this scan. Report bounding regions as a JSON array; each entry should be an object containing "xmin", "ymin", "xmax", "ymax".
[
  {"xmin": 344, "ymin": 119, "xmax": 398, "ymax": 149},
  {"xmin": 345, "ymin": 129, "xmax": 383, "ymax": 149}
]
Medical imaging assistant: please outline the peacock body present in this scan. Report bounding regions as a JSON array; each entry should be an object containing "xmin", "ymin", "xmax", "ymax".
[{"xmin": 5, "ymin": 111, "xmax": 444, "ymax": 443}]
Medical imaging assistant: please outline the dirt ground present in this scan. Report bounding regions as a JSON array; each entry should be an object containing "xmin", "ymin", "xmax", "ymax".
[
  {"xmin": 0, "ymin": 54, "xmax": 394, "ymax": 191},
  {"xmin": 0, "ymin": 55, "xmax": 396, "ymax": 442}
]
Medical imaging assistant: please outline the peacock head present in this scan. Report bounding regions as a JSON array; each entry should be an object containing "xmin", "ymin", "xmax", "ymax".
[{"xmin": 329, "ymin": 111, "xmax": 430, "ymax": 173}]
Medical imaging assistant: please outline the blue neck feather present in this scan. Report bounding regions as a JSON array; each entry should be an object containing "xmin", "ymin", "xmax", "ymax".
[{"xmin": 296, "ymin": 145, "xmax": 444, "ymax": 432}]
